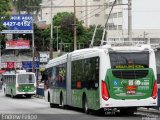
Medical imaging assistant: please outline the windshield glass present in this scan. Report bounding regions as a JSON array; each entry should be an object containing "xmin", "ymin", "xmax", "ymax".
[
  {"xmin": 18, "ymin": 74, "xmax": 35, "ymax": 83},
  {"xmin": 109, "ymin": 52, "xmax": 149, "ymax": 69}
]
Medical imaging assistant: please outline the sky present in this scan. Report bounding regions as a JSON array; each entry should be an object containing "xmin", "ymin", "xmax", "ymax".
[{"xmin": 124, "ymin": 0, "xmax": 160, "ymax": 29}]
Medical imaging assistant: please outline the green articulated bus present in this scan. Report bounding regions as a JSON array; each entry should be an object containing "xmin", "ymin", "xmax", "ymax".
[
  {"xmin": 2, "ymin": 70, "xmax": 36, "ymax": 98},
  {"xmin": 45, "ymin": 44, "xmax": 157, "ymax": 114}
]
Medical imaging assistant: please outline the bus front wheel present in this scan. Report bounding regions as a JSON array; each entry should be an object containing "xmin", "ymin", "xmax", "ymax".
[
  {"xmin": 11, "ymin": 90, "xmax": 14, "ymax": 98},
  {"xmin": 48, "ymin": 92, "xmax": 50, "ymax": 102},
  {"xmin": 60, "ymin": 93, "xmax": 65, "ymax": 109},
  {"xmin": 4, "ymin": 88, "xmax": 7, "ymax": 96},
  {"xmin": 83, "ymin": 96, "xmax": 89, "ymax": 114}
]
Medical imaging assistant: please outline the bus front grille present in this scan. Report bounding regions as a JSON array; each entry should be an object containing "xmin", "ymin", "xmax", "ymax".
[{"xmin": 112, "ymin": 70, "xmax": 149, "ymax": 79}]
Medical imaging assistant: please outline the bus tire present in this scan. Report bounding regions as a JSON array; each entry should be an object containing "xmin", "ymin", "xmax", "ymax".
[
  {"xmin": 11, "ymin": 90, "xmax": 14, "ymax": 98},
  {"xmin": 4, "ymin": 88, "xmax": 7, "ymax": 96},
  {"xmin": 83, "ymin": 95, "xmax": 89, "ymax": 114},
  {"xmin": 60, "ymin": 93, "xmax": 64, "ymax": 109},
  {"xmin": 48, "ymin": 92, "xmax": 50, "ymax": 102}
]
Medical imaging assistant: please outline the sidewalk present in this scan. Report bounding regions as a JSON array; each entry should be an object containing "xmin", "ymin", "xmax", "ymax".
[{"xmin": 138, "ymin": 107, "xmax": 160, "ymax": 114}]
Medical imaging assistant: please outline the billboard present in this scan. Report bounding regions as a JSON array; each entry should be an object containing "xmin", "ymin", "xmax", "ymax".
[
  {"xmin": 1, "ymin": 15, "xmax": 33, "ymax": 33},
  {"xmin": 22, "ymin": 61, "xmax": 40, "ymax": 69},
  {"xmin": 6, "ymin": 40, "xmax": 30, "ymax": 49}
]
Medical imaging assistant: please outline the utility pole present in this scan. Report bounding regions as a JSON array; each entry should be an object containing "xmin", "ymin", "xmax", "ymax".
[
  {"xmin": 128, "ymin": 0, "xmax": 132, "ymax": 41},
  {"xmin": 41, "ymin": 6, "xmax": 42, "ymax": 20},
  {"xmin": 32, "ymin": 18, "xmax": 35, "ymax": 73},
  {"xmin": 143, "ymin": 31, "xmax": 149, "ymax": 43},
  {"xmin": 143, "ymin": 31, "xmax": 146, "ymax": 41},
  {"xmin": 56, "ymin": 26, "xmax": 59, "ymax": 51},
  {"xmin": 50, "ymin": 0, "xmax": 53, "ymax": 59},
  {"xmin": 85, "ymin": 0, "xmax": 88, "ymax": 27},
  {"xmin": 74, "ymin": 0, "xmax": 77, "ymax": 51}
]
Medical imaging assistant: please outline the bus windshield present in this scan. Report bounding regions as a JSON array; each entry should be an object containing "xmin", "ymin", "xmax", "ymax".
[
  {"xmin": 109, "ymin": 52, "xmax": 149, "ymax": 69},
  {"xmin": 18, "ymin": 74, "xmax": 35, "ymax": 84}
]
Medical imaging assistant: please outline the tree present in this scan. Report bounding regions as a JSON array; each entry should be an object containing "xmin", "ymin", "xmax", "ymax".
[
  {"xmin": 0, "ymin": 0, "xmax": 12, "ymax": 31},
  {"xmin": 52, "ymin": 12, "xmax": 90, "ymax": 51},
  {"xmin": 0, "ymin": 0, "xmax": 12, "ymax": 49},
  {"xmin": 12, "ymin": 0, "xmax": 42, "ymax": 15},
  {"xmin": 33, "ymin": 12, "xmax": 104, "ymax": 52}
]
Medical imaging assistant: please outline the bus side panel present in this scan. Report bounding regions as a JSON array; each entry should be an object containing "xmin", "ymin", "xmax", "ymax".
[
  {"xmin": 71, "ymin": 55, "xmax": 101, "ymax": 110},
  {"xmin": 7, "ymin": 83, "xmax": 16, "ymax": 96},
  {"xmin": 86, "ymin": 89, "xmax": 100, "ymax": 110},
  {"xmin": 71, "ymin": 89, "xmax": 83, "ymax": 108}
]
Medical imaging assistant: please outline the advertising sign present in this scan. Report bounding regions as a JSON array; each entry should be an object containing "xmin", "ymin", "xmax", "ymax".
[
  {"xmin": 39, "ymin": 52, "xmax": 49, "ymax": 63},
  {"xmin": 1, "ymin": 63, "xmax": 7, "ymax": 68},
  {"xmin": 1, "ymin": 62, "xmax": 22, "ymax": 69},
  {"xmin": 22, "ymin": 61, "xmax": 40, "ymax": 69},
  {"xmin": 6, "ymin": 62, "xmax": 15, "ymax": 69},
  {"xmin": 0, "ymin": 70, "xmax": 6, "ymax": 74},
  {"xmin": 1, "ymin": 15, "xmax": 33, "ymax": 33},
  {"xmin": 6, "ymin": 40, "xmax": 30, "ymax": 49}
]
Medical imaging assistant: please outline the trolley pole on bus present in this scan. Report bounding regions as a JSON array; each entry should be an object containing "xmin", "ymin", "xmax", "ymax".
[{"xmin": 128, "ymin": 0, "xmax": 132, "ymax": 41}]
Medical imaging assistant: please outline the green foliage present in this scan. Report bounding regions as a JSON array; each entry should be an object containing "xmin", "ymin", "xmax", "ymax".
[
  {"xmin": 0, "ymin": 0, "xmax": 12, "ymax": 46},
  {"xmin": 12, "ymin": 0, "xmax": 42, "ymax": 14},
  {"xmin": 0, "ymin": 0, "xmax": 12, "ymax": 31},
  {"xmin": 34, "ymin": 12, "xmax": 104, "ymax": 51}
]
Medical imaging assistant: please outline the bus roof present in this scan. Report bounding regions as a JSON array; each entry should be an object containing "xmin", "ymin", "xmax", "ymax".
[{"xmin": 46, "ymin": 44, "xmax": 153, "ymax": 68}]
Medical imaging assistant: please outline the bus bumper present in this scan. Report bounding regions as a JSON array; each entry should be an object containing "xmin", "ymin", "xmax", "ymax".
[
  {"xmin": 100, "ymin": 97, "xmax": 157, "ymax": 108},
  {"xmin": 16, "ymin": 91, "xmax": 36, "ymax": 95}
]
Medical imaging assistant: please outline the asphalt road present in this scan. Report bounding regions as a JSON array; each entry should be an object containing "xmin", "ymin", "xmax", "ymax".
[{"xmin": 0, "ymin": 90, "xmax": 159, "ymax": 120}]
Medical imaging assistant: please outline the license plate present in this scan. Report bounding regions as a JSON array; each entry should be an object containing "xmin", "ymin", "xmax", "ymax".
[{"xmin": 126, "ymin": 86, "xmax": 136, "ymax": 94}]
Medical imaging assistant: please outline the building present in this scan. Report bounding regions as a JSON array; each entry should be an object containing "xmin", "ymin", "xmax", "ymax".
[
  {"xmin": 40, "ymin": 0, "xmax": 160, "ymax": 49},
  {"xmin": 40, "ymin": 0, "xmax": 106, "ymax": 27},
  {"xmin": 105, "ymin": 0, "xmax": 160, "ymax": 49}
]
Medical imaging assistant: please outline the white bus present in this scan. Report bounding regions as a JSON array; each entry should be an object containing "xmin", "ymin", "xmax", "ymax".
[
  {"xmin": 2, "ymin": 70, "xmax": 36, "ymax": 98},
  {"xmin": 44, "ymin": 44, "xmax": 157, "ymax": 114}
]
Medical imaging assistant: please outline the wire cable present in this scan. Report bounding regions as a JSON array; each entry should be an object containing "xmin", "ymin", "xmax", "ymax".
[
  {"xmin": 79, "ymin": 7, "xmax": 102, "ymax": 20},
  {"xmin": 80, "ymin": 7, "xmax": 106, "ymax": 22}
]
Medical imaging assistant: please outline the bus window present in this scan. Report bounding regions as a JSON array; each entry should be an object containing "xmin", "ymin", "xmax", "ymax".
[
  {"xmin": 18, "ymin": 74, "xmax": 35, "ymax": 84},
  {"xmin": 109, "ymin": 52, "xmax": 149, "ymax": 69}
]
